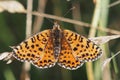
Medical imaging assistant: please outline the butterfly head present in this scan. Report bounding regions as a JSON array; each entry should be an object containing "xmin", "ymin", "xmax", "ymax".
[{"xmin": 53, "ymin": 21, "xmax": 61, "ymax": 31}]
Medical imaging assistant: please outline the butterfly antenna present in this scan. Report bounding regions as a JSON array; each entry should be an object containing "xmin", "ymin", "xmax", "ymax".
[
  {"xmin": 53, "ymin": 7, "xmax": 76, "ymax": 27},
  {"xmin": 46, "ymin": 18, "xmax": 54, "ymax": 24},
  {"xmin": 45, "ymin": 7, "xmax": 75, "ymax": 25},
  {"xmin": 63, "ymin": 6, "xmax": 75, "ymax": 17}
]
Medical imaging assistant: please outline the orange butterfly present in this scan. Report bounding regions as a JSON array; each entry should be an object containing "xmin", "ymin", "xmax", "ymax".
[{"xmin": 13, "ymin": 22, "xmax": 102, "ymax": 70}]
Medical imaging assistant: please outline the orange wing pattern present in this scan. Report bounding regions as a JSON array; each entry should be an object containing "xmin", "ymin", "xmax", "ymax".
[
  {"xmin": 58, "ymin": 36, "xmax": 84, "ymax": 70},
  {"xmin": 12, "ymin": 24, "xmax": 102, "ymax": 70},
  {"xmin": 13, "ymin": 30, "xmax": 51, "ymax": 63},
  {"xmin": 33, "ymin": 37, "xmax": 56, "ymax": 68},
  {"xmin": 63, "ymin": 30, "xmax": 102, "ymax": 63}
]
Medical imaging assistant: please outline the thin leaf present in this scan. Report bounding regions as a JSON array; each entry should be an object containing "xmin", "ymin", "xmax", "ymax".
[{"xmin": 102, "ymin": 51, "xmax": 120, "ymax": 71}]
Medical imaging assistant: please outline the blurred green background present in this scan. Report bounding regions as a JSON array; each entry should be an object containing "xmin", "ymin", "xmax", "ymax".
[{"xmin": 0, "ymin": 0, "xmax": 120, "ymax": 80}]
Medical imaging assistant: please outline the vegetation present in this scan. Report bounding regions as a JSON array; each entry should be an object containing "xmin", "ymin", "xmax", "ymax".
[{"xmin": 0, "ymin": 0, "xmax": 120, "ymax": 80}]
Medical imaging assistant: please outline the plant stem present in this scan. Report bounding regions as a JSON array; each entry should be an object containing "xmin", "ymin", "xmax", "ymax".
[
  {"xmin": 86, "ymin": 0, "xmax": 102, "ymax": 80},
  {"xmin": 20, "ymin": 0, "xmax": 33, "ymax": 80}
]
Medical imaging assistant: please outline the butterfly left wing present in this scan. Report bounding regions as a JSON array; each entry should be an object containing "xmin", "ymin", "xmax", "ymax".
[{"xmin": 63, "ymin": 30, "xmax": 102, "ymax": 62}]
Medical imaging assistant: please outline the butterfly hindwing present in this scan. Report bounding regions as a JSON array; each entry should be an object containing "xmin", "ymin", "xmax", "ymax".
[
  {"xmin": 33, "ymin": 36, "xmax": 56, "ymax": 69},
  {"xmin": 58, "ymin": 36, "xmax": 84, "ymax": 70}
]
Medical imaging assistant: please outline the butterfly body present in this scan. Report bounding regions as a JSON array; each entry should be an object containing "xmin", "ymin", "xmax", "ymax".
[
  {"xmin": 13, "ymin": 23, "xmax": 102, "ymax": 70},
  {"xmin": 51, "ymin": 23, "xmax": 62, "ymax": 59}
]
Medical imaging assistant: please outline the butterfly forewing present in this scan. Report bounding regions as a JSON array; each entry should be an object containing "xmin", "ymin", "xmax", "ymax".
[
  {"xmin": 63, "ymin": 30, "xmax": 102, "ymax": 62},
  {"xmin": 13, "ymin": 30, "xmax": 50, "ymax": 62}
]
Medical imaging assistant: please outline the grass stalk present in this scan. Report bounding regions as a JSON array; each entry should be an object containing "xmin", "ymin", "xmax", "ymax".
[
  {"xmin": 33, "ymin": 0, "xmax": 47, "ymax": 34},
  {"xmin": 21, "ymin": 0, "xmax": 33, "ymax": 80},
  {"xmin": 97, "ymin": 0, "xmax": 111, "ymax": 80},
  {"xmin": 4, "ymin": 68, "xmax": 16, "ymax": 80},
  {"xmin": 86, "ymin": 0, "xmax": 102, "ymax": 80}
]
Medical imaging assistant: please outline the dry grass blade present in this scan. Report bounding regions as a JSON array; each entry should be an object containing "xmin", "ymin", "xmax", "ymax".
[
  {"xmin": 0, "ymin": 52, "xmax": 10, "ymax": 60},
  {"xmin": 102, "ymin": 51, "xmax": 120, "ymax": 71},
  {"xmin": 31, "ymin": 11, "xmax": 120, "ymax": 35},
  {"xmin": 0, "ymin": 52, "xmax": 12, "ymax": 60},
  {"xmin": 89, "ymin": 35, "xmax": 120, "ymax": 45},
  {"xmin": 0, "ymin": 1, "xmax": 25, "ymax": 13},
  {"xmin": 33, "ymin": 0, "xmax": 47, "ymax": 34},
  {"xmin": 0, "ymin": 52, "xmax": 14, "ymax": 64},
  {"xmin": 20, "ymin": 0, "xmax": 33, "ymax": 80}
]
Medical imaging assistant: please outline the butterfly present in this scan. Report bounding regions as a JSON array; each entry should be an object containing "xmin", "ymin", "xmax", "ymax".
[{"xmin": 12, "ymin": 22, "xmax": 102, "ymax": 70}]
